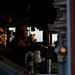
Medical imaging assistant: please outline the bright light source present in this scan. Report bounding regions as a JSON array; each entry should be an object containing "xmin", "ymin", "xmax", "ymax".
[{"xmin": 9, "ymin": 27, "xmax": 16, "ymax": 32}]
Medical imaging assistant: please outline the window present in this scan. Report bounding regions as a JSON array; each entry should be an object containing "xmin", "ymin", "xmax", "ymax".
[
  {"xmin": 9, "ymin": 27, "xmax": 16, "ymax": 32},
  {"xmin": 52, "ymin": 34, "xmax": 58, "ymax": 44},
  {"xmin": 27, "ymin": 27, "xmax": 43, "ymax": 42}
]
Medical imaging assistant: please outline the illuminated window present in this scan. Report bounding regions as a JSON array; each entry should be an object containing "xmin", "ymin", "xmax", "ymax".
[
  {"xmin": 52, "ymin": 34, "xmax": 58, "ymax": 44},
  {"xmin": 27, "ymin": 27, "xmax": 43, "ymax": 42},
  {"xmin": 9, "ymin": 27, "xmax": 16, "ymax": 32}
]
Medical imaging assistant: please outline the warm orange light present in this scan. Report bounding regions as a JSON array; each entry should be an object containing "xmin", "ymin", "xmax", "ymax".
[{"xmin": 61, "ymin": 47, "xmax": 66, "ymax": 54}]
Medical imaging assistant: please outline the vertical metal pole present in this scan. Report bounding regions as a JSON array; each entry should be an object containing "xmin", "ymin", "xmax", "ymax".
[
  {"xmin": 47, "ymin": 59, "xmax": 51, "ymax": 74},
  {"xmin": 66, "ymin": 0, "xmax": 72, "ymax": 75},
  {"xmin": 58, "ymin": 32, "xmax": 63, "ymax": 75}
]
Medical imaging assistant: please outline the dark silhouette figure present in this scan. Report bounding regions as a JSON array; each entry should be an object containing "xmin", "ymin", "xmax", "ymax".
[
  {"xmin": 28, "ymin": 34, "xmax": 39, "ymax": 52},
  {"xmin": 10, "ymin": 25, "xmax": 30, "ymax": 67}
]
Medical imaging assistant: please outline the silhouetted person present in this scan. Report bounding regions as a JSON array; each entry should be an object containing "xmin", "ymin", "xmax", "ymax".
[
  {"xmin": 45, "ymin": 45, "xmax": 57, "ymax": 62},
  {"xmin": 0, "ymin": 28, "xmax": 6, "ymax": 55},
  {"xmin": 10, "ymin": 25, "xmax": 30, "ymax": 67},
  {"xmin": 28, "ymin": 34, "xmax": 39, "ymax": 52}
]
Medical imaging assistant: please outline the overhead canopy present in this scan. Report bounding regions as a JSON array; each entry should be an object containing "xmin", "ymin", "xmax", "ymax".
[{"xmin": 0, "ymin": 0, "xmax": 56, "ymax": 28}]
